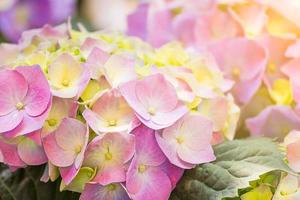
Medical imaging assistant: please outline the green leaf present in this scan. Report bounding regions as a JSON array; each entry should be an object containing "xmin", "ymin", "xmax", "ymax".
[
  {"xmin": 240, "ymin": 184, "xmax": 273, "ymax": 200},
  {"xmin": 171, "ymin": 138, "xmax": 295, "ymax": 200},
  {"xmin": 60, "ymin": 167, "xmax": 96, "ymax": 193}
]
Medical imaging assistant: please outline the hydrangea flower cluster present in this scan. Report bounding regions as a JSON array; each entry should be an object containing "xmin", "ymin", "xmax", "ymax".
[
  {"xmin": 0, "ymin": 0, "xmax": 75, "ymax": 42},
  {"xmin": 0, "ymin": 23, "xmax": 239, "ymax": 200},
  {"xmin": 128, "ymin": 0, "xmax": 300, "ymax": 198}
]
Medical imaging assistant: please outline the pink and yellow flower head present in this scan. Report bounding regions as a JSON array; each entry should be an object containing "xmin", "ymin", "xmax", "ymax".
[
  {"xmin": 83, "ymin": 89, "xmax": 135, "ymax": 134},
  {"xmin": 83, "ymin": 132, "xmax": 135, "ymax": 185},
  {"xmin": 0, "ymin": 22, "xmax": 239, "ymax": 200},
  {"xmin": 156, "ymin": 113, "xmax": 215, "ymax": 169},
  {"xmin": 43, "ymin": 118, "xmax": 89, "ymax": 184},
  {"xmin": 119, "ymin": 74, "xmax": 188, "ymax": 130},
  {"xmin": 0, "ymin": 65, "xmax": 52, "ymax": 137}
]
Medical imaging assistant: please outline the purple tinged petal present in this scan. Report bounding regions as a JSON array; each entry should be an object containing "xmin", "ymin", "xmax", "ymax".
[
  {"xmin": 126, "ymin": 157, "xmax": 172, "ymax": 200},
  {"xmin": 80, "ymin": 183, "xmax": 130, "ymax": 200},
  {"xmin": 16, "ymin": 65, "xmax": 51, "ymax": 117},
  {"xmin": 246, "ymin": 106, "xmax": 300, "ymax": 141},
  {"xmin": 127, "ymin": 3, "xmax": 149, "ymax": 40},
  {"xmin": 60, "ymin": 164, "xmax": 80, "ymax": 185},
  {"xmin": 133, "ymin": 125, "xmax": 166, "ymax": 166},
  {"xmin": 119, "ymin": 74, "xmax": 188, "ymax": 130},
  {"xmin": 3, "ymin": 99, "xmax": 52, "ymax": 137},
  {"xmin": 0, "ymin": 69, "xmax": 28, "ymax": 116},
  {"xmin": 0, "ymin": 110, "xmax": 23, "ymax": 133},
  {"xmin": 160, "ymin": 160, "xmax": 184, "ymax": 189}
]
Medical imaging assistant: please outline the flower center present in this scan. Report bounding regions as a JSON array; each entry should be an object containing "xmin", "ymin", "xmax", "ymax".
[
  {"xmin": 232, "ymin": 67, "xmax": 240, "ymax": 79},
  {"xmin": 108, "ymin": 119, "xmax": 117, "ymax": 127},
  {"xmin": 267, "ymin": 62, "xmax": 277, "ymax": 74},
  {"xmin": 47, "ymin": 119, "xmax": 57, "ymax": 127},
  {"xmin": 62, "ymin": 79, "xmax": 70, "ymax": 87},
  {"xmin": 15, "ymin": 102, "xmax": 24, "ymax": 110},
  {"xmin": 107, "ymin": 184, "xmax": 117, "ymax": 191},
  {"xmin": 148, "ymin": 107, "xmax": 156, "ymax": 116},
  {"xmin": 176, "ymin": 136, "xmax": 185, "ymax": 144},
  {"xmin": 138, "ymin": 164, "xmax": 147, "ymax": 173},
  {"xmin": 105, "ymin": 152, "xmax": 113, "ymax": 160},
  {"xmin": 74, "ymin": 145, "xmax": 82, "ymax": 154}
]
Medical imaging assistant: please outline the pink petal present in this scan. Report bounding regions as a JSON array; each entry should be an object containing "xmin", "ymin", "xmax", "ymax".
[
  {"xmin": 127, "ymin": 3, "xmax": 149, "ymax": 41},
  {"xmin": 0, "ymin": 110, "xmax": 23, "ymax": 133},
  {"xmin": 93, "ymin": 165, "xmax": 126, "ymax": 185},
  {"xmin": 55, "ymin": 118, "xmax": 88, "ymax": 151},
  {"xmin": 119, "ymin": 79, "xmax": 150, "ymax": 121},
  {"xmin": 177, "ymin": 144, "xmax": 215, "ymax": 164},
  {"xmin": 160, "ymin": 160, "xmax": 184, "ymax": 189},
  {"xmin": 43, "ymin": 133, "xmax": 77, "ymax": 167},
  {"xmin": 16, "ymin": 65, "xmax": 51, "ymax": 117},
  {"xmin": 207, "ymin": 38, "xmax": 267, "ymax": 104},
  {"xmin": 4, "ymin": 100, "xmax": 52, "ymax": 137},
  {"xmin": 194, "ymin": 9, "xmax": 242, "ymax": 45},
  {"xmin": 0, "ymin": 69, "xmax": 28, "ymax": 116},
  {"xmin": 0, "ymin": 140, "xmax": 26, "ymax": 167},
  {"xmin": 60, "ymin": 164, "xmax": 80, "ymax": 185},
  {"xmin": 157, "ymin": 114, "xmax": 214, "ymax": 166},
  {"xmin": 148, "ymin": 8, "xmax": 174, "ymax": 47},
  {"xmin": 80, "ymin": 37, "xmax": 114, "ymax": 53},
  {"xmin": 207, "ymin": 38, "xmax": 267, "ymax": 80},
  {"xmin": 135, "ymin": 74, "xmax": 178, "ymax": 113},
  {"xmin": 80, "ymin": 183, "xmax": 130, "ymax": 200},
  {"xmin": 179, "ymin": 114, "xmax": 213, "ymax": 151},
  {"xmin": 83, "ymin": 132, "xmax": 135, "ymax": 185},
  {"xmin": 133, "ymin": 125, "xmax": 166, "ymax": 166},
  {"xmin": 286, "ymin": 40, "xmax": 300, "ymax": 58},
  {"xmin": 120, "ymin": 74, "xmax": 188, "ymax": 130},
  {"xmin": 172, "ymin": 13, "xmax": 197, "ymax": 46},
  {"xmin": 84, "ymin": 89, "xmax": 135, "ymax": 133},
  {"xmin": 246, "ymin": 106, "xmax": 300, "ymax": 141},
  {"xmin": 286, "ymin": 139, "xmax": 300, "ymax": 172},
  {"xmin": 155, "ymin": 132, "xmax": 195, "ymax": 169},
  {"xmin": 85, "ymin": 47, "xmax": 109, "ymax": 79},
  {"xmin": 82, "ymin": 108, "xmax": 103, "ymax": 134},
  {"xmin": 136, "ymin": 104, "xmax": 188, "ymax": 130},
  {"xmin": 17, "ymin": 136, "xmax": 47, "ymax": 165},
  {"xmin": 126, "ymin": 159, "xmax": 172, "ymax": 200}
]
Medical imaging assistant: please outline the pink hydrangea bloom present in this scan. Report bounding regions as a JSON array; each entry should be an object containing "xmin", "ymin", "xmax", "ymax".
[
  {"xmin": 156, "ymin": 114, "xmax": 215, "ymax": 169},
  {"xmin": 119, "ymin": 74, "xmax": 188, "ymax": 130},
  {"xmin": 0, "ymin": 130, "xmax": 47, "ymax": 167},
  {"xmin": 103, "ymin": 54, "xmax": 138, "ymax": 88},
  {"xmin": 126, "ymin": 125, "xmax": 182, "ymax": 200},
  {"xmin": 41, "ymin": 97, "xmax": 78, "ymax": 137},
  {"xmin": 83, "ymin": 89, "xmax": 135, "ymax": 134},
  {"xmin": 48, "ymin": 53, "xmax": 90, "ymax": 99},
  {"xmin": 84, "ymin": 47, "xmax": 109, "ymax": 80},
  {"xmin": 0, "ymin": 65, "xmax": 52, "ymax": 137},
  {"xmin": 43, "ymin": 118, "xmax": 89, "ymax": 184},
  {"xmin": 83, "ymin": 132, "xmax": 135, "ymax": 185},
  {"xmin": 207, "ymin": 38, "xmax": 267, "ymax": 105},
  {"xmin": 246, "ymin": 106, "xmax": 300, "ymax": 141}
]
